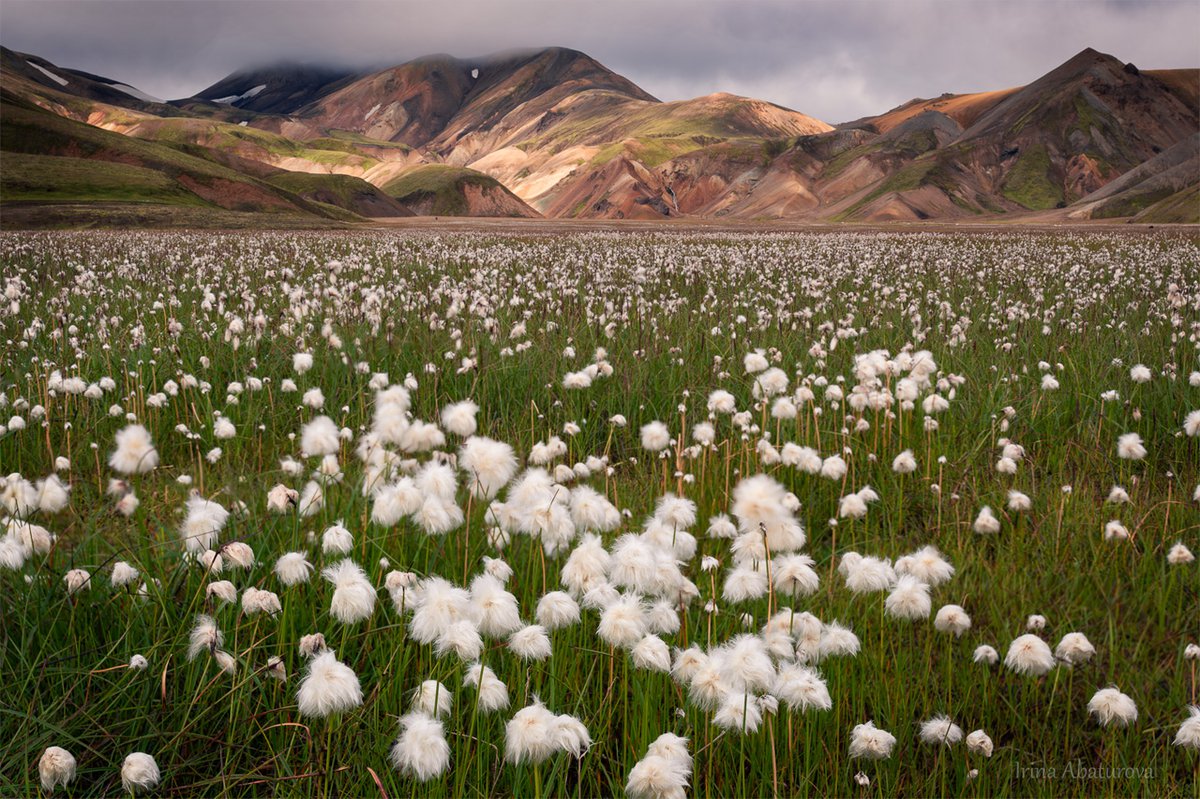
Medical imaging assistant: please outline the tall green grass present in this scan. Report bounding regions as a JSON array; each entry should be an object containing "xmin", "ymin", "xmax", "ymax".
[{"xmin": 0, "ymin": 230, "xmax": 1197, "ymax": 797}]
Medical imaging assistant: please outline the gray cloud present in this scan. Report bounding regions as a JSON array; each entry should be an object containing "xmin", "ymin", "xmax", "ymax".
[{"xmin": 2, "ymin": 0, "xmax": 1197, "ymax": 122}]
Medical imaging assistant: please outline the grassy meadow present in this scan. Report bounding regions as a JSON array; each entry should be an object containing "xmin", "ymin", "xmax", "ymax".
[{"xmin": 0, "ymin": 229, "xmax": 1197, "ymax": 798}]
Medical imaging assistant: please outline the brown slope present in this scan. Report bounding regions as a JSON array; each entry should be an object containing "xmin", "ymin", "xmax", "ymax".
[
  {"xmin": 380, "ymin": 164, "xmax": 539, "ymax": 217},
  {"xmin": 1142, "ymin": 69, "xmax": 1198, "ymax": 115},
  {"xmin": 287, "ymin": 47, "xmax": 655, "ymax": 148},
  {"xmin": 0, "ymin": 89, "xmax": 353, "ymax": 224},
  {"xmin": 1, "ymin": 46, "xmax": 171, "ymax": 113},
  {"xmin": 462, "ymin": 91, "xmax": 831, "ymax": 217},
  {"xmin": 1068, "ymin": 133, "xmax": 1199, "ymax": 219},
  {"xmin": 813, "ymin": 48, "xmax": 1200, "ymax": 222},
  {"xmin": 848, "ymin": 88, "xmax": 1019, "ymax": 134},
  {"xmin": 957, "ymin": 48, "xmax": 1197, "ymax": 202}
]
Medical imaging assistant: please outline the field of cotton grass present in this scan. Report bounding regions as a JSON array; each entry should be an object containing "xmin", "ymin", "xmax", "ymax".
[{"xmin": 1, "ymin": 229, "xmax": 1198, "ymax": 798}]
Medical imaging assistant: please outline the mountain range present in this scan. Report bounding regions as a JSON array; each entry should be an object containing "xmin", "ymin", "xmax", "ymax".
[{"xmin": 1, "ymin": 44, "xmax": 1196, "ymax": 226}]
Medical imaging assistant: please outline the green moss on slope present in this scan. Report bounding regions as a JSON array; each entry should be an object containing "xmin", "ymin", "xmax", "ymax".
[
  {"xmin": 1001, "ymin": 144, "xmax": 1064, "ymax": 209},
  {"xmin": 381, "ymin": 164, "xmax": 502, "ymax": 215},
  {"xmin": 1, "ymin": 152, "xmax": 207, "ymax": 205}
]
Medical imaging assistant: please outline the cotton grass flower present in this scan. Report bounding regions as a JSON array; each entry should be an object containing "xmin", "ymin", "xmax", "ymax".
[
  {"xmin": 885, "ymin": 575, "xmax": 931, "ymax": 620},
  {"xmin": 471, "ymin": 574, "xmax": 522, "ymax": 637},
  {"xmin": 109, "ymin": 424, "xmax": 158, "ymax": 474},
  {"xmin": 504, "ymin": 699, "xmax": 590, "ymax": 764},
  {"xmin": 848, "ymin": 721, "xmax": 896, "ymax": 760},
  {"xmin": 299, "ymin": 633, "xmax": 328, "ymax": 658},
  {"xmin": 973, "ymin": 645, "xmax": 999, "ymax": 665},
  {"xmin": 187, "ymin": 614, "xmax": 223, "ymax": 660},
  {"xmin": 1055, "ymin": 632, "xmax": 1096, "ymax": 665},
  {"xmin": 640, "ymin": 421, "xmax": 671, "ymax": 452},
  {"xmin": 1104, "ymin": 520, "xmax": 1129, "ymax": 541},
  {"xmin": 391, "ymin": 712, "xmax": 450, "ymax": 781},
  {"xmin": 1116, "ymin": 432, "xmax": 1146, "ymax": 460},
  {"xmin": 627, "ymin": 752, "xmax": 690, "ymax": 799},
  {"xmin": 536, "ymin": 591, "xmax": 581, "ymax": 630},
  {"xmin": 62, "ymin": 568, "xmax": 90, "ymax": 595},
  {"xmin": 180, "ymin": 495, "xmax": 229, "ymax": 553},
  {"xmin": 773, "ymin": 664, "xmax": 832, "ymax": 712},
  {"xmin": 408, "ymin": 577, "xmax": 472, "ymax": 644},
  {"xmin": 206, "ymin": 580, "xmax": 236, "ymax": 605},
  {"xmin": 892, "ymin": 449, "xmax": 917, "ymax": 474},
  {"xmin": 120, "ymin": 752, "xmax": 160, "ymax": 794},
  {"xmin": 772, "ymin": 553, "xmax": 819, "ymax": 597},
  {"xmin": 919, "ymin": 715, "xmax": 963, "ymax": 746},
  {"xmin": 509, "ymin": 624, "xmax": 553, "ymax": 661},
  {"xmin": 731, "ymin": 474, "xmax": 806, "ymax": 551},
  {"xmin": 1088, "ymin": 686, "xmax": 1137, "ymax": 726},
  {"xmin": 274, "ymin": 551, "xmax": 314, "ymax": 585},
  {"xmin": 713, "ymin": 692, "xmax": 763, "ymax": 733},
  {"xmin": 973, "ymin": 506, "xmax": 1001, "ymax": 534},
  {"xmin": 111, "ymin": 563, "xmax": 140, "ymax": 587},
  {"xmin": 631, "ymin": 634, "xmax": 672, "ymax": 672},
  {"xmin": 1005, "ymin": 634, "xmax": 1055, "ymax": 676},
  {"xmin": 322, "ymin": 559, "xmax": 376, "ymax": 623},
  {"xmin": 296, "ymin": 650, "xmax": 362, "ymax": 718},
  {"xmin": 818, "ymin": 622, "xmax": 860, "ymax": 661},
  {"xmin": 966, "ymin": 729, "xmax": 994, "ymax": 757},
  {"xmin": 35, "ymin": 474, "xmax": 70, "ymax": 513},
  {"xmin": 1167, "ymin": 542, "xmax": 1194, "ymax": 565},
  {"xmin": 242, "ymin": 587, "xmax": 282, "ymax": 617},
  {"xmin": 300, "ymin": 415, "xmax": 340, "ymax": 457},
  {"xmin": 1184, "ymin": 410, "xmax": 1200, "ymax": 438},
  {"xmin": 598, "ymin": 594, "xmax": 647, "ymax": 648},
  {"xmin": 934, "ymin": 605, "xmax": 972, "ymax": 637},
  {"xmin": 321, "ymin": 520, "xmax": 353, "ymax": 555},
  {"xmin": 459, "ymin": 437, "xmax": 518, "ymax": 499},
  {"xmin": 222, "ymin": 541, "xmax": 255, "ymax": 569},
  {"xmin": 1007, "ymin": 490, "xmax": 1032, "ymax": 512},
  {"xmin": 843, "ymin": 556, "xmax": 895, "ymax": 593},
  {"xmin": 463, "ymin": 662, "xmax": 510, "ymax": 712},
  {"xmin": 434, "ymin": 619, "xmax": 483, "ymax": 661},
  {"xmin": 39, "ymin": 746, "xmax": 76, "ymax": 793},
  {"xmin": 894, "ymin": 545, "xmax": 954, "ymax": 586},
  {"xmin": 411, "ymin": 680, "xmax": 452, "ymax": 718},
  {"xmin": 267, "ymin": 484, "xmax": 298, "ymax": 512},
  {"xmin": 1175, "ymin": 706, "xmax": 1200, "ymax": 750},
  {"xmin": 441, "ymin": 400, "xmax": 479, "ymax": 437},
  {"xmin": 723, "ymin": 564, "xmax": 768, "ymax": 603}
]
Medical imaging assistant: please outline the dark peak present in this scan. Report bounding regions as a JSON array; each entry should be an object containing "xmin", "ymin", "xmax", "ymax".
[
  {"xmin": 474, "ymin": 46, "xmax": 590, "ymax": 66},
  {"xmin": 199, "ymin": 61, "xmax": 353, "ymax": 88},
  {"xmin": 1045, "ymin": 47, "xmax": 1123, "ymax": 79}
]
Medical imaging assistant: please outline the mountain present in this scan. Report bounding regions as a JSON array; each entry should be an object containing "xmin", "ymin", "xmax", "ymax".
[
  {"xmin": 282, "ymin": 48, "xmax": 659, "ymax": 146},
  {"xmin": 780, "ymin": 48, "xmax": 1199, "ymax": 222},
  {"xmin": 1068, "ymin": 133, "xmax": 1199, "ymax": 219},
  {"xmin": 0, "ymin": 46, "xmax": 171, "ymax": 111},
  {"xmin": 1, "ymin": 44, "xmax": 1196, "ymax": 226},
  {"xmin": 0, "ymin": 73, "xmax": 414, "ymax": 227},
  {"xmin": 380, "ymin": 164, "xmax": 540, "ymax": 217},
  {"xmin": 190, "ymin": 63, "xmax": 358, "ymax": 114},
  {"xmin": 0, "ymin": 89, "xmax": 354, "ymax": 226}
]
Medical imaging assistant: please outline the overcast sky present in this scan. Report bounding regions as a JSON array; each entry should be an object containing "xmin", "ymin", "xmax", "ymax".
[{"xmin": 2, "ymin": 0, "xmax": 1197, "ymax": 123}]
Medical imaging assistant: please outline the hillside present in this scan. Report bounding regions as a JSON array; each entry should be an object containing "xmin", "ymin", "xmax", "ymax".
[
  {"xmin": 0, "ymin": 44, "xmax": 1196, "ymax": 225},
  {"xmin": 380, "ymin": 164, "xmax": 539, "ymax": 217},
  {"xmin": 0, "ymin": 88, "xmax": 400, "ymax": 227},
  {"xmin": 192, "ymin": 63, "xmax": 358, "ymax": 114}
]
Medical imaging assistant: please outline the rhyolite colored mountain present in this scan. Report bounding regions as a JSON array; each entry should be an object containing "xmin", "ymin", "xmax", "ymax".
[{"xmin": 1, "ymin": 44, "xmax": 1196, "ymax": 226}]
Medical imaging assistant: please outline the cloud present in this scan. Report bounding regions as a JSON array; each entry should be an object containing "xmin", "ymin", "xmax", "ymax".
[{"xmin": 2, "ymin": 0, "xmax": 1197, "ymax": 122}]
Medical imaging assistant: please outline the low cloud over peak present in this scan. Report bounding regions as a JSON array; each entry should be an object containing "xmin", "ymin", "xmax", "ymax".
[{"xmin": 2, "ymin": 0, "xmax": 1197, "ymax": 123}]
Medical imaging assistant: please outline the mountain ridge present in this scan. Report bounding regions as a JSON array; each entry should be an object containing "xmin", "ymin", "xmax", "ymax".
[{"xmin": 1, "ymin": 44, "xmax": 1196, "ymax": 226}]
